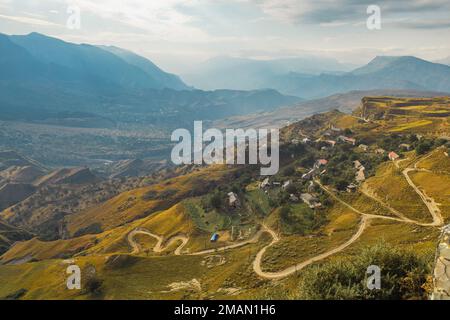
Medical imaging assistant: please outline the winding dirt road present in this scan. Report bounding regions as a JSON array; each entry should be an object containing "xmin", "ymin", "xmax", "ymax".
[
  {"xmin": 127, "ymin": 228, "xmax": 189, "ymax": 255},
  {"xmin": 252, "ymin": 217, "xmax": 368, "ymax": 279},
  {"xmin": 402, "ymin": 166, "xmax": 444, "ymax": 227},
  {"xmin": 128, "ymin": 227, "xmax": 268, "ymax": 256},
  {"xmin": 127, "ymin": 152, "xmax": 445, "ymax": 280}
]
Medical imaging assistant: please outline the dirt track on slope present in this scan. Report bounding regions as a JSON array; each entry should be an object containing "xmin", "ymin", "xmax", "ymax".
[{"xmin": 127, "ymin": 152, "xmax": 445, "ymax": 280}]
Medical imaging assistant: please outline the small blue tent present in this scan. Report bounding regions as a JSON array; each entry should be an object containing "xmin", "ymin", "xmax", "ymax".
[{"xmin": 210, "ymin": 233, "xmax": 219, "ymax": 242}]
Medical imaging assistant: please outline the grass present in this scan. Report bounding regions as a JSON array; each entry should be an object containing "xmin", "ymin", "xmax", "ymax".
[
  {"xmin": 0, "ymin": 239, "xmax": 271, "ymax": 300},
  {"xmin": 363, "ymin": 162, "xmax": 432, "ymax": 223},
  {"xmin": 183, "ymin": 198, "xmax": 228, "ymax": 233},
  {"xmin": 261, "ymin": 203, "xmax": 361, "ymax": 272},
  {"xmin": 409, "ymin": 171, "xmax": 450, "ymax": 221},
  {"xmin": 65, "ymin": 165, "xmax": 235, "ymax": 235},
  {"xmin": 417, "ymin": 148, "xmax": 450, "ymax": 173},
  {"xmin": 1, "ymin": 96, "xmax": 448, "ymax": 300},
  {"xmin": 0, "ymin": 234, "xmax": 97, "ymax": 263},
  {"xmin": 390, "ymin": 120, "xmax": 433, "ymax": 132}
]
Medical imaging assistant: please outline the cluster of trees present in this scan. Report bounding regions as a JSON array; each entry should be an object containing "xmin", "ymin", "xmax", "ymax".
[{"xmin": 376, "ymin": 133, "xmax": 447, "ymax": 156}]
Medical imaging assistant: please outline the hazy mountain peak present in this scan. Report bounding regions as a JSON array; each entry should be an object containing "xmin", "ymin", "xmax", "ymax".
[
  {"xmin": 5, "ymin": 32, "xmax": 189, "ymax": 91},
  {"xmin": 351, "ymin": 55, "xmax": 436, "ymax": 76},
  {"xmin": 98, "ymin": 45, "xmax": 190, "ymax": 91}
]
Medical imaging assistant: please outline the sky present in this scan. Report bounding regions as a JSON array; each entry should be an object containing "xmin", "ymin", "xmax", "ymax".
[{"xmin": 1, "ymin": 0, "xmax": 450, "ymax": 74}]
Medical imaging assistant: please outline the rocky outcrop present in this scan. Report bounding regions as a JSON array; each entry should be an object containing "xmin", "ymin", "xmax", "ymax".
[{"xmin": 431, "ymin": 225, "xmax": 450, "ymax": 300}]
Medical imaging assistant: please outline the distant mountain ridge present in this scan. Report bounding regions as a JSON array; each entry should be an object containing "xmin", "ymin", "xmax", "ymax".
[
  {"xmin": 99, "ymin": 45, "xmax": 190, "ymax": 91},
  {"xmin": 214, "ymin": 89, "xmax": 450, "ymax": 130},
  {"xmin": 8, "ymin": 32, "xmax": 189, "ymax": 91},
  {"xmin": 182, "ymin": 55, "xmax": 355, "ymax": 91},
  {"xmin": 185, "ymin": 55, "xmax": 450, "ymax": 99},
  {"xmin": 0, "ymin": 33, "xmax": 300, "ymax": 127}
]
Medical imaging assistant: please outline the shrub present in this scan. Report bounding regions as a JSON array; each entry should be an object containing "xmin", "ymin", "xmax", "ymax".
[
  {"xmin": 297, "ymin": 242, "xmax": 431, "ymax": 300},
  {"xmin": 416, "ymin": 142, "xmax": 432, "ymax": 155},
  {"xmin": 209, "ymin": 191, "xmax": 223, "ymax": 210},
  {"xmin": 282, "ymin": 166, "xmax": 295, "ymax": 176},
  {"xmin": 74, "ymin": 223, "xmax": 103, "ymax": 237}
]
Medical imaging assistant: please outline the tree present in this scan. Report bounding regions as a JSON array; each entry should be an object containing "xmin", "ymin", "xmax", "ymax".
[
  {"xmin": 336, "ymin": 179, "xmax": 349, "ymax": 191},
  {"xmin": 282, "ymin": 166, "xmax": 296, "ymax": 176},
  {"xmin": 285, "ymin": 183, "xmax": 297, "ymax": 194},
  {"xmin": 416, "ymin": 141, "xmax": 431, "ymax": 155},
  {"xmin": 210, "ymin": 191, "xmax": 223, "ymax": 209}
]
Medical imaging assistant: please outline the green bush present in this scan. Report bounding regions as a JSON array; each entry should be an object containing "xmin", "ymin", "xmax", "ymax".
[
  {"xmin": 416, "ymin": 142, "xmax": 432, "ymax": 155},
  {"xmin": 297, "ymin": 242, "xmax": 431, "ymax": 300}
]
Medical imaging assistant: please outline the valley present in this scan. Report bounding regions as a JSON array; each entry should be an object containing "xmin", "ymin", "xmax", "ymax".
[{"xmin": 1, "ymin": 96, "xmax": 449, "ymax": 300}]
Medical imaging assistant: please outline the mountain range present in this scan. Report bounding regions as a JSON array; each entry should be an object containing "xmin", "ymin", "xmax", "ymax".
[
  {"xmin": 183, "ymin": 55, "xmax": 450, "ymax": 99},
  {"xmin": 0, "ymin": 33, "xmax": 299, "ymax": 127},
  {"xmin": 182, "ymin": 55, "xmax": 355, "ymax": 91},
  {"xmin": 2, "ymin": 32, "xmax": 450, "ymax": 124}
]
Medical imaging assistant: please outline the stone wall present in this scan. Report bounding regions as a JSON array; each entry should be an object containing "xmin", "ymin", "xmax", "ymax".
[{"xmin": 431, "ymin": 225, "xmax": 450, "ymax": 300}]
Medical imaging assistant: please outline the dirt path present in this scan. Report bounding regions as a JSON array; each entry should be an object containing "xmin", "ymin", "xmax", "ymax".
[
  {"xmin": 402, "ymin": 167, "xmax": 443, "ymax": 227},
  {"xmin": 359, "ymin": 183, "xmax": 411, "ymax": 221},
  {"xmin": 128, "ymin": 227, "xmax": 268, "ymax": 256},
  {"xmin": 317, "ymin": 180, "xmax": 442, "ymax": 227},
  {"xmin": 127, "ymin": 228, "xmax": 189, "ymax": 255},
  {"xmin": 189, "ymin": 229, "xmax": 266, "ymax": 256},
  {"xmin": 253, "ymin": 217, "xmax": 368, "ymax": 280},
  {"xmin": 126, "ymin": 151, "xmax": 444, "ymax": 281}
]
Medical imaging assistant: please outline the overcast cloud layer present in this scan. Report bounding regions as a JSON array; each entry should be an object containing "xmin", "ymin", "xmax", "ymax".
[{"xmin": 1, "ymin": 0, "xmax": 450, "ymax": 73}]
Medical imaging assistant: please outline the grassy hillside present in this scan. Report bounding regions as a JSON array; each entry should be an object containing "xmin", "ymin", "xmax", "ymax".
[{"xmin": 0, "ymin": 96, "xmax": 449, "ymax": 300}]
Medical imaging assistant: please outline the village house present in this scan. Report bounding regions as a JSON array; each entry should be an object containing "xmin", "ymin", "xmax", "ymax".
[
  {"xmin": 302, "ymin": 168, "xmax": 316, "ymax": 180},
  {"xmin": 314, "ymin": 159, "xmax": 328, "ymax": 169},
  {"xmin": 346, "ymin": 183, "xmax": 357, "ymax": 193},
  {"xmin": 388, "ymin": 151, "xmax": 400, "ymax": 161},
  {"xmin": 356, "ymin": 169, "xmax": 366, "ymax": 182},
  {"xmin": 358, "ymin": 144, "xmax": 369, "ymax": 151},
  {"xmin": 289, "ymin": 194, "xmax": 299, "ymax": 202},
  {"xmin": 260, "ymin": 177, "xmax": 270, "ymax": 189},
  {"xmin": 282, "ymin": 180, "xmax": 291, "ymax": 189},
  {"xmin": 325, "ymin": 140, "xmax": 337, "ymax": 147},
  {"xmin": 227, "ymin": 192, "xmax": 240, "ymax": 209},
  {"xmin": 291, "ymin": 139, "xmax": 300, "ymax": 145},
  {"xmin": 330, "ymin": 125, "xmax": 342, "ymax": 132},
  {"xmin": 338, "ymin": 135, "xmax": 356, "ymax": 145},
  {"xmin": 307, "ymin": 181, "xmax": 315, "ymax": 193},
  {"xmin": 353, "ymin": 160, "xmax": 365, "ymax": 183},
  {"xmin": 399, "ymin": 143, "xmax": 411, "ymax": 151},
  {"xmin": 302, "ymin": 137, "xmax": 311, "ymax": 144},
  {"xmin": 353, "ymin": 160, "xmax": 364, "ymax": 170},
  {"xmin": 300, "ymin": 193, "xmax": 322, "ymax": 208},
  {"xmin": 375, "ymin": 148, "xmax": 386, "ymax": 155}
]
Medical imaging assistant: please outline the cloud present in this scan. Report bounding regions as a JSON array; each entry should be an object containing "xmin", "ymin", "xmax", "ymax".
[
  {"xmin": 247, "ymin": 0, "xmax": 450, "ymax": 25},
  {"xmin": 0, "ymin": 13, "xmax": 57, "ymax": 26},
  {"xmin": 394, "ymin": 19, "xmax": 450, "ymax": 30},
  {"xmin": 66, "ymin": 0, "xmax": 215, "ymax": 42}
]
